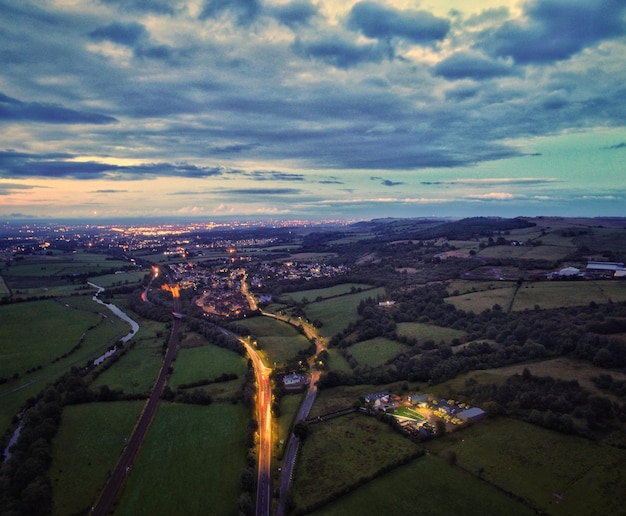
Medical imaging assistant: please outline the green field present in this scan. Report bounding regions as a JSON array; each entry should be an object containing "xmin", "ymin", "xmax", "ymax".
[
  {"xmin": 303, "ymin": 287, "xmax": 386, "ymax": 338},
  {"xmin": 396, "ymin": 322, "xmax": 467, "ymax": 345},
  {"xmin": 445, "ymin": 285, "xmax": 518, "ymax": 313},
  {"xmin": 51, "ymin": 401, "xmax": 145, "ymax": 516},
  {"xmin": 278, "ymin": 283, "xmax": 373, "ymax": 304},
  {"xmin": 170, "ymin": 342, "xmax": 248, "ymax": 387},
  {"xmin": 115, "ymin": 403, "xmax": 248, "ymax": 516},
  {"xmin": 88, "ymin": 270, "xmax": 148, "ymax": 288},
  {"xmin": 425, "ymin": 417, "xmax": 626, "ymax": 515},
  {"xmin": 3, "ymin": 252, "xmax": 130, "ymax": 278},
  {"xmin": 478, "ymin": 244, "xmax": 574, "ymax": 261},
  {"xmin": 237, "ymin": 316, "xmax": 312, "ymax": 365},
  {"xmin": 0, "ymin": 276, "xmax": 10, "ymax": 296},
  {"xmin": 292, "ymin": 411, "xmax": 421, "ymax": 513},
  {"xmin": 512, "ymin": 280, "xmax": 626, "ymax": 310},
  {"xmin": 314, "ymin": 454, "xmax": 534, "ymax": 516},
  {"xmin": 0, "ymin": 299, "xmax": 101, "ymax": 379},
  {"xmin": 326, "ymin": 348, "xmax": 353, "ymax": 373},
  {"xmin": 348, "ymin": 338, "xmax": 407, "ymax": 367}
]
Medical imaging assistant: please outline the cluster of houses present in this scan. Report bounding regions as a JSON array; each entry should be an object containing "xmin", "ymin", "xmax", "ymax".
[{"xmin": 249, "ymin": 261, "xmax": 349, "ymax": 289}]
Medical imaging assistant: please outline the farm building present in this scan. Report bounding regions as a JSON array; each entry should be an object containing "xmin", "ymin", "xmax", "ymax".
[
  {"xmin": 586, "ymin": 261, "xmax": 625, "ymax": 271},
  {"xmin": 408, "ymin": 393, "xmax": 429, "ymax": 405},
  {"xmin": 458, "ymin": 407, "xmax": 486, "ymax": 423},
  {"xmin": 558, "ymin": 266, "xmax": 581, "ymax": 277}
]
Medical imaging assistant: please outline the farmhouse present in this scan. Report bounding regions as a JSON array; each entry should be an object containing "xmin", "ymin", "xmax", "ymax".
[
  {"xmin": 408, "ymin": 393, "xmax": 429, "ymax": 405},
  {"xmin": 283, "ymin": 372, "xmax": 307, "ymax": 389}
]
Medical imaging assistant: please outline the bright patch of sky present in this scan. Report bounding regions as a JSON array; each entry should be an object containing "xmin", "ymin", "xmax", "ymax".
[{"xmin": 0, "ymin": 0, "xmax": 625, "ymax": 221}]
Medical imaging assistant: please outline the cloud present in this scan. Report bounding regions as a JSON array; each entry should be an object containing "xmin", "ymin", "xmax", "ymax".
[
  {"xmin": 89, "ymin": 22, "xmax": 147, "ymax": 46},
  {"xmin": 605, "ymin": 142, "xmax": 626, "ymax": 150},
  {"xmin": 269, "ymin": 1, "xmax": 319, "ymax": 28},
  {"xmin": 371, "ymin": 176, "xmax": 404, "ymax": 187},
  {"xmin": 0, "ymin": 151, "xmax": 227, "ymax": 180},
  {"xmin": 434, "ymin": 52, "xmax": 514, "ymax": 80},
  {"xmin": 348, "ymin": 2, "xmax": 450, "ymax": 44},
  {"xmin": 98, "ymin": 0, "xmax": 184, "ymax": 15},
  {"xmin": 199, "ymin": 0, "xmax": 261, "ymax": 26},
  {"xmin": 479, "ymin": 0, "xmax": 626, "ymax": 64},
  {"xmin": 0, "ymin": 183, "xmax": 40, "ymax": 195},
  {"xmin": 91, "ymin": 189, "xmax": 128, "ymax": 193},
  {"xmin": 224, "ymin": 188, "xmax": 302, "ymax": 195},
  {"xmin": 0, "ymin": 93, "xmax": 117, "ymax": 125},
  {"xmin": 293, "ymin": 34, "xmax": 393, "ymax": 69}
]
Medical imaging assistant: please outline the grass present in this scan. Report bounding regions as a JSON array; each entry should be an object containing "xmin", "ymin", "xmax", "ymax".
[
  {"xmin": 326, "ymin": 348, "xmax": 353, "ymax": 373},
  {"xmin": 90, "ymin": 345, "xmax": 163, "ymax": 395},
  {"xmin": 4, "ymin": 252, "xmax": 130, "ymax": 278},
  {"xmin": 88, "ymin": 270, "xmax": 148, "ymax": 288},
  {"xmin": 391, "ymin": 406, "xmax": 425, "ymax": 421},
  {"xmin": 276, "ymin": 392, "xmax": 304, "ymax": 456},
  {"xmin": 445, "ymin": 285, "xmax": 518, "ymax": 313},
  {"xmin": 314, "ymin": 454, "xmax": 535, "ymax": 516},
  {"xmin": 170, "ymin": 343, "xmax": 248, "ymax": 387},
  {"xmin": 396, "ymin": 322, "xmax": 467, "ymax": 345},
  {"xmin": 0, "ymin": 299, "xmax": 101, "ymax": 379},
  {"xmin": 0, "ymin": 275, "xmax": 10, "ymax": 296},
  {"xmin": 303, "ymin": 287, "xmax": 386, "ymax": 338},
  {"xmin": 291, "ymin": 412, "xmax": 421, "ymax": 513},
  {"xmin": 425, "ymin": 417, "xmax": 626, "ymax": 515},
  {"xmin": 512, "ymin": 280, "xmax": 626, "ymax": 310},
  {"xmin": 51, "ymin": 401, "xmax": 145, "ymax": 516},
  {"xmin": 115, "ymin": 403, "xmax": 248, "ymax": 516},
  {"xmin": 237, "ymin": 316, "xmax": 312, "ymax": 365},
  {"xmin": 278, "ymin": 283, "xmax": 373, "ymax": 304},
  {"xmin": 348, "ymin": 338, "xmax": 408, "ymax": 367}
]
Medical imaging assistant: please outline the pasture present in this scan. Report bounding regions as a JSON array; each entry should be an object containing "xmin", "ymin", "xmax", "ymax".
[
  {"xmin": 326, "ymin": 348, "xmax": 353, "ymax": 373},
  {"xmin": 425, "ymin": 417, "xmax": 626, "ymax": 515},
  {"xmin": 51, "ymin": 401, "xmax": 145, "ymax": 516},
  {"xmin": 291, "ymin": 411, "xmax": 420, "ymax": 513},
  {"xmin": 88, "ymin": 270, "xmax": 147, "ymax": 288},
  {"xmin": 347, "ymin": 338, "xmax": 408, "ymax": 367},
  {"xmin": 396, "ymin": 322, "xmax": 467, "ymax": 345},
  {"xmin": 237, "ymin": 316, "xmax": 312, "ymax": 365},
  {"xmin": 512, "ymin": 280, "xmax": 626, "ymax": 310},
  {"xmin": 3, "ymin": 252, "xmax": 130, "ymax": 278},
  {"xmin": 277, "ymin": 283, "xmax": 373, "ymax": 304},
  {"xmin": 115, "ymin": 403, "xmax": 248, "ymax": 516},
  {"xmin": 303, "ymin": 287, "xmax": 386, "ymax": 338},
  {"xmin": 445, "ymin": 285, "xmax": 518, "ymax": 313},
  {"xmin": 314, "ymin": 454, "xmax": 534, "ymax": 516},
  {"xmin": 0, "ymin": 276, "xmax": 9, "ymax": 296},
  {"xmin": 170, "ymin": 342, "xmax": 248, "ymax": 387},
  {"xmin": 0, "ymin": 299, "xmax": 101, "ymax": 379}
]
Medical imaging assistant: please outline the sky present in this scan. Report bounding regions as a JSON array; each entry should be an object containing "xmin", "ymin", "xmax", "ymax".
[{"xmin": 0, "ymin": 0, "xmax": 625, "ymax": 222}]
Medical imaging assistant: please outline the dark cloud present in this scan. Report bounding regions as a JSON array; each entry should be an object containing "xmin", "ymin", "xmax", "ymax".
[
  {"xmin": 0, "ymin": 93, "xmax": 117, "ymax": 125},
  {"xmin": 91, "ymin": 189, "xmax": 128, "ymax": 193},
  {"xmin": 293, "ymin": 34, "xmax": 393, "ymax": 69},
  {"xmin": 225, "ymin": 188, "xmax": 302, "ymax": 195},
  {"xmin": 0, "ymin": 183, "xmax": 40, "ymax": 195},
  {"xmin": 199, "ymin": 0, "xmax": 261, "ymax": 26},
  {"xmin": 348, "ymin": 1, "xmax": 450, "ymax": 44},
  {"xmin": 0, "ymin": 151, "xmax": 226, "ymax": 180},
  {"xmin": 89, "ymin": 22, "xmax": 147, "ymax": 46},
  {"xmin": 371, "ymin": 176, "xmax": 403, "ymax": 186},
  {"xmin": 434, "ymin": 52, "xmax": 514, "ymax": 80},
  {"xmin": 246, "ymin": 171, "xmax": 305, "ymax": 181},
  {"xmin": 605, "ymin": 142, "xmax": 626, "ymax": 150},
  {"xmin": 99, "ymin": 0, "xmax": 184, "ymax": 15},
  {"xmin": 479, "ymin": 0, "xmax": 626, "ymax": 63},
  {"xmin": 269, "ymin": 1, "xmax": 319, "ymax": 28}
]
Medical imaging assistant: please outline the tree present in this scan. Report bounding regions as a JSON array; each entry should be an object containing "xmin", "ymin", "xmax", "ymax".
[{"xmin": 293, "ymin": 420, "xmax": 309, "ymax": 441}]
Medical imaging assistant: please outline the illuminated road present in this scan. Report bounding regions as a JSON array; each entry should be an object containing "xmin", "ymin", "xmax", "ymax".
[{"xmin": 240, "ymin": 338, "xmax": 272, "ymax": 516}]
